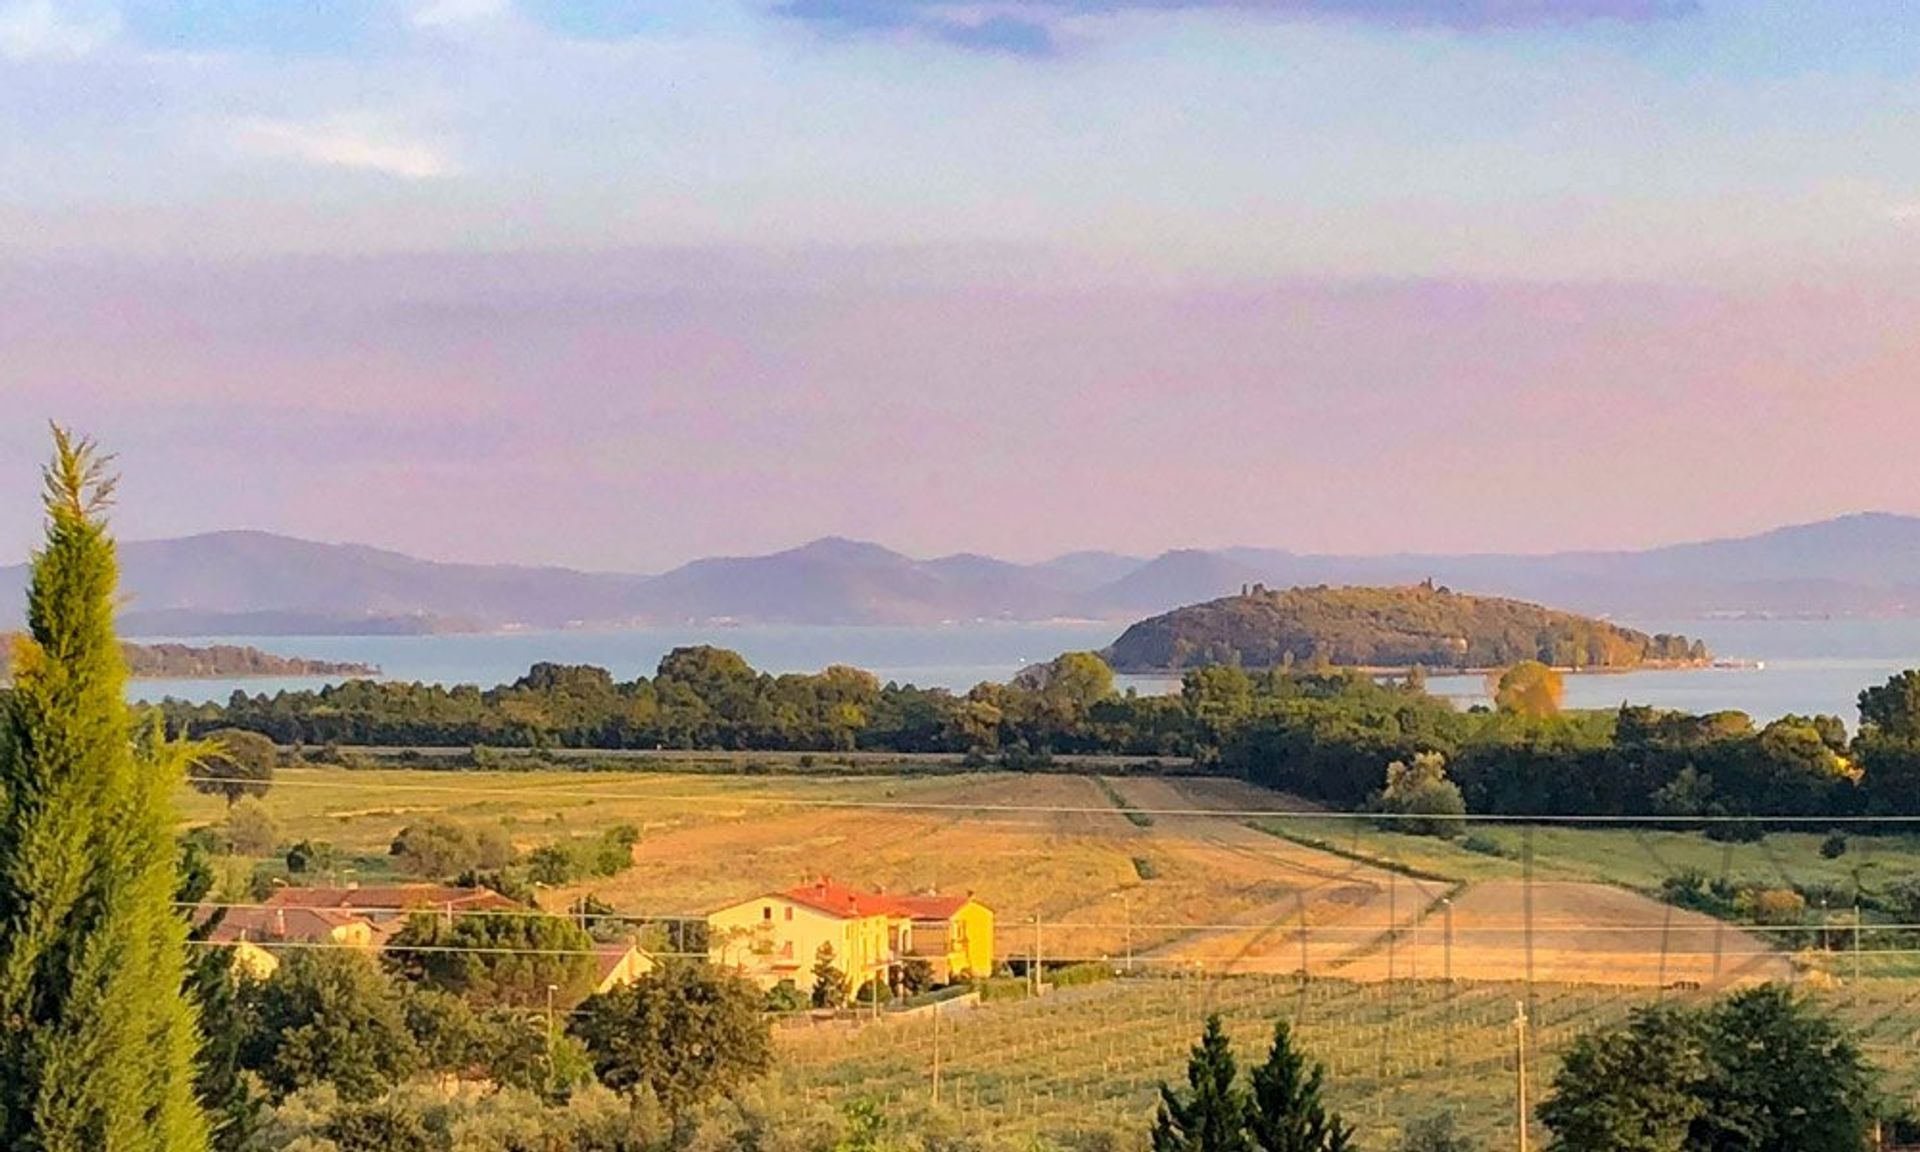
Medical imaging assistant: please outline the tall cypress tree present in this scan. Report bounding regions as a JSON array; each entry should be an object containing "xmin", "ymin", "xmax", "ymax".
[
  {"xmin": 1247, "ymin": 1020, "xmax": 1352, "ymax": 1152},
  {"xmin": 1153, "ymin": 1014, "xmax": 1253, "ymax": 1152},
  {"xmin": 0, "ymin": 429, "xmax": 209, "ymax": 1151}
]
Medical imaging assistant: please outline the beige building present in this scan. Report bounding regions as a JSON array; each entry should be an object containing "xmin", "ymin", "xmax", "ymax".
[
  {"xmin": 592, "ymin": 941, "xmax": 656, "ymax": 994},
  {"xmin": 204, "ymin": 905, "xmax": 377, "ymax": 980},
  {"xmin": 204, "ymin": 883, "xmax": 525, "ymax": 979}
]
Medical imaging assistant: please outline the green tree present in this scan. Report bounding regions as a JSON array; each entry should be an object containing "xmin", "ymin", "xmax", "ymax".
[
  {"xmin": 899, "ymin": 957, "xmax": 936, "ymax": 996},
  {"xmin": 1540, "ymin": 988, "xmax": 1874, "ymax": 1152},
  {"xmin": 1152, "ymin": 1014, "xmax": 1251, "ymax": 1152},
  {"xmin": 479, "ymin": 1010, "xmax": 595, "ymax": 1102},
  {"xmin": 1395, "ymin": 1113, "xmax": 1473, "ymax": 1152},
  {"xmin": 766, "ymin": 979, "xmax": 806, "ymax": 1013},
  {"xmin": 189, "ymin": 728, "xmax": 277, "ymax": 805},
  {"xmin": 1538, "ymin": 1004, "xmax": 1706, "ymax": 1152},
  {"xmin": 1374, "ymin": 752, "xmax": 1467, "ymax": 839},
  {"xmin": 1860, "ymin": 671, "xmax": 1920, "ymax": 742},
  {"xmin": 811, "ymin": 942, "xmax": 846, "ymax": 1009},
  {"xmin": 385, "ymin": 911, "xmax": 597, "ymax": 1010},
  {"xmin": 284, "ymin": 839, "xmax": 335, "ymax": 876},
  {"xmin": 1493, "ymin": 661, "xmax": 1564, "ymax": 719},
  {"xmin": 1247, "ymin": 1020, "xmax": 1351, "ymax": 1152},
  {"xmin": 178, "ymin": 842, "xmax": 259, "ymax": 1152},
  {"xmin": 401, "ymin": 986, "xmax": 485, "ymax": 1080},
  {"xmin": 0, "ymin": 429, "xmax": 210, "ymax": 1151},
  {"xmin": 223, "ymin": 796, "xmax": 280, "ymax": 856},
  {"xmin": 389, "ymin": 815, "xmax": 482, "ymax": 878},
  {"xmin": 242, "ymin": 949, "xmax": 419, "ymax": 1102},
  {"xmin": 1694, "ymin": 985, "xmax": 1875, "ymax": 1152},
  {"xmin": 570, "ymin": 961, "xmax": 773, "ymax": 1117},
  {"xmin": 322, "ymin": 1101, "xmax": 435, "ymax": 1152}
]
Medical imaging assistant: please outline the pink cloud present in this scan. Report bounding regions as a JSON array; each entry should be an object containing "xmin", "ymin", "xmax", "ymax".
[{"xmin": 3, "ymin": 249, "xmax": 1916, "ymax": 569}]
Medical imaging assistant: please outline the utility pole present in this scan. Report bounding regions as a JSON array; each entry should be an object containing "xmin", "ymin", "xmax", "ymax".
[
  {"xmin": 1853, "ymin": 903, "xmax": 1862, "ymax": 995},
  {"xmin": 545, "ymin": 983, "xmax": 559, "ymax": 1099},
  {"xmin": 931, "ymin": 1000, "xmax": 943, "ymax": 1104},
  {"xmin": 1124, "ymin": 895, "xmax": 1133, "ymax": 975},
  {"xmin": 1411, "ymin": 892, "xmax": 1421, "ymax": 982},
  {"xmin": 1515, "ymin": 1001, "xmax": 1530, "ymax": 1152},
  {"xmin": 1031, "ymin": 915, "xmax": 1043, "ymax": 997},
  {"xmin": 1387, "ymin": 872, "xmax": 1397, "ymax": 981},
  {"xmin": 1442, "ymin": 896, "xmax": 1455, "ymax": 1073}
]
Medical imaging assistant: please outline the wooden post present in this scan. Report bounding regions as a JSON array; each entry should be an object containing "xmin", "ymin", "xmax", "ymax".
[
  {"xmin": 1443, "ymin": 896, "xmax": 1454, "ymax": 1072},
  {"xmin": 1854, "ymin": 903, "xmax": 1862, "ymax": 993},
  {"xmin": 1515, "ymin": 1001, "xmax": 1530, "ymax": 1152},
  {"xmin": 1387, "ymin": 873, "xmax": 1397, "ymax": 981},
  {"xmin": 931, "ymin": 1000, "xmax": 942, "ymax": 1104},
  {"xmin": 1031, "ymin": 915, "xmax": 1042, "ymax": 996}
]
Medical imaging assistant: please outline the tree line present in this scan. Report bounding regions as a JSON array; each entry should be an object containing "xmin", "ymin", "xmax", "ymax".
[{"xmin": 161, "ymin": 649, "xmax": 1920, "ymax": 820}]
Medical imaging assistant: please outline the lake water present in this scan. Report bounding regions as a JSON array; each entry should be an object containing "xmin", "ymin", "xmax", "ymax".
[{"xmin": 130, "ymin": 617, "xmax": 1920, "ymax": 726}]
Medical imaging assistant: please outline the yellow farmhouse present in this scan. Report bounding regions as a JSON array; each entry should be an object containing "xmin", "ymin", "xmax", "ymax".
[
  {"xmin": 893, "ymin": 893, "xmax": 994, "ymax": 983},
  {"xmin": 708, "ymin": 879, "xmax": 896, "ymax": 995},
  {"xmin": 707, "ymin": 878, "xmax": 993, "ymax": 993}
]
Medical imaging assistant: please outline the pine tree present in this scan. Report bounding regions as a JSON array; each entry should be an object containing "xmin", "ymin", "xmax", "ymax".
[
  {"xmin": 0, "ymin": 429, "xmax": 210, "ymax": 1151},
  {"xmin": 810, "ymin": 942, "xmax": 846, "ymax": 1009},
  {"xmin": 1153, "ymin": 1014, "xmax": 1252, "ymax": 1152},
  {"xmin": 1247, "ymin": 1020, "xmax": 1350, "ymax": 1152}
]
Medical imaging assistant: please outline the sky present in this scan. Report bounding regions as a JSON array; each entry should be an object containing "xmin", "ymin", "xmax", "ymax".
[{"xmin": 3, "ymin": 0, "xmax": 1919, "ymax": 571}]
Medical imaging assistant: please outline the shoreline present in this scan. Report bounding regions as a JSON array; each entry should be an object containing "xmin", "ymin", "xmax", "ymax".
[{"xmin": 1109, "ymin": 660, "xmax": 1719, "ymax": 678}]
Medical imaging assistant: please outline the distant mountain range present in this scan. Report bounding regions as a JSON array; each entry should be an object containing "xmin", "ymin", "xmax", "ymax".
[{"xmin": 3, "ymin": 513, "xmax": 1919, "ymax": 636}]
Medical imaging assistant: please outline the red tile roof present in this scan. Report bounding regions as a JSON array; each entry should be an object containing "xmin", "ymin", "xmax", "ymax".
[
  {"xmin": 203, "ymin": 905, "xmax": 365, "ymax": 944},
  {"xmin": 782, "ymin": 879, "xmax": 903, "ymax": 920},
  {"xmin": 777, "ymin": 880, "xmax": 977, "ymax": 922},
  {"xmin": 594, "ymin": 943, "xmax": 635, "ymax": 984},
  {"xmin": 890, "ymin": 893, "xmax": 974, "ymax": 920},
  {"xmin": 262, "ymin": 885, "xmax": 521, "ymax": 915}
]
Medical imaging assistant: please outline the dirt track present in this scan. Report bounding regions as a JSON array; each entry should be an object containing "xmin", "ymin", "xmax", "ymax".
[
  {"xmin": 1108, "ymin": 777, "xmax": 1447, "ymax": 974},
  {"xmin": 1339, "ymin": 880, "xmax": 1794, "ymax": 986},
  {"xmin": 1133, "ymin": 779, "xmax": 1793, "ymax": 988}
]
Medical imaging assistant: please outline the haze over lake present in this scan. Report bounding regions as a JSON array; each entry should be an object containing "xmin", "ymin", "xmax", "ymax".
[{"xmin": 130, "ymin": 617, "xmax": 1920, "ymax": 726}]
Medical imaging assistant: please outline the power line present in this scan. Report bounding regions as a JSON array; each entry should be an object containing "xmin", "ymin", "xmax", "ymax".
[
  {"xmin": 179, "ymin": 902, "xmax": 1920, "ymax": 936},
  {"xmin": 184, "ymin": 937, "xmax": 1872, "ymax": 965}
]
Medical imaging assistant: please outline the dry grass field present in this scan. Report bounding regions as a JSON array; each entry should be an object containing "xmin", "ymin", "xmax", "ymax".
[{"xmin": 181, "ymin": 766, "xmax": 1818, "ymax": 988}]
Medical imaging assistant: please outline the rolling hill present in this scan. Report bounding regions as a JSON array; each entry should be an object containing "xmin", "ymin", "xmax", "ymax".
[
  {"xmin": 1100, "ymin": 584, "xmax": 1708, "ymax": 673},
  {"xmin": 2, "ymin": 513, "xmax": 1918, "ymax": 634}
]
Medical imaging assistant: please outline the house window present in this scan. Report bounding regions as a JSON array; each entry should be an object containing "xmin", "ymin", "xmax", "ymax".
[
  {"xmin": 763, "ymin": 906, "xmax": 772, "ymax": 921},
  {"xmin": 785, "ymin": 907, "xmax": 793, "ymax": 921},
  {"xmin": 781, "ymin": 941, "xmax": 794, "ymax": 959}
]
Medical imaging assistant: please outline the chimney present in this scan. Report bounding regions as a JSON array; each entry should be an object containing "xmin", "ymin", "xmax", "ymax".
[{"xmin": 273, "ymin": 909, "xmax": 287, "ymax": 939}]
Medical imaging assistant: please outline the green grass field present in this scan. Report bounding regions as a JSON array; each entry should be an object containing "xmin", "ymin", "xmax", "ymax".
[{"xmin": 1255, "ymin": 815, "xmax": 1920, "ymax": 895}]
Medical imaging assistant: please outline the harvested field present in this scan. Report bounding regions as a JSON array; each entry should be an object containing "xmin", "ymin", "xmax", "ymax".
[
  {"xmin": 1142, "ymin": 778, "xmax": 1792, "ymax": 988},
  {"xmin": 1107, "ymin": 777, "xmax": 1449, "ymax": 974},
  {"xmin": 552, "ymin": 774, "xmax": 1433, "ymax": 966},
  {"xmin": 186, "ymin": 768, "xmax": 1809, "ymax": 987},
  {"xmin": 1338, "ymin": 880, "xmax": 1794, "ymax": 987}
]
